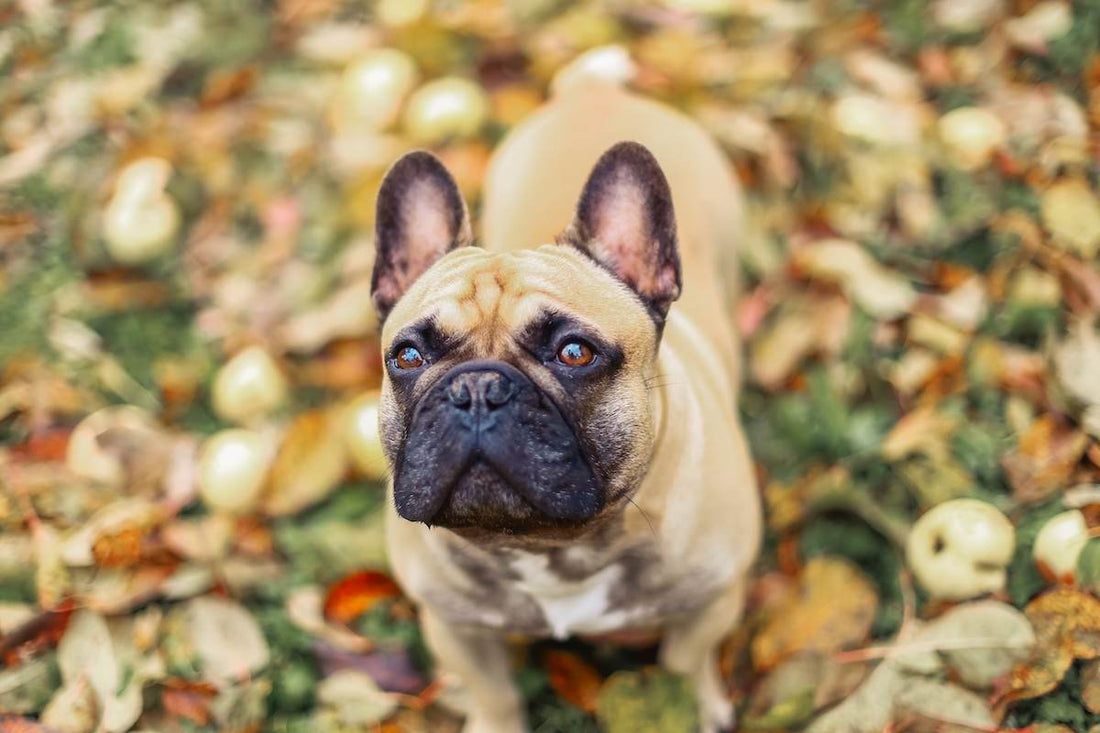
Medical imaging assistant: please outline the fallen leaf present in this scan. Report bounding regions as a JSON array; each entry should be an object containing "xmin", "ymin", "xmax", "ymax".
[
  {"xmin": 921, "ymin": 600, "xmax": 1035, "ymax": 689},
  {"xmin": 183, "ymin": 595, "xmax": 270, "ymax": 685},
  {"xmin": 997, "ymin": 588, "xmax": 1100, "ymax": 707},
  {"xmin": 596, "ymin": 668, "xmax": 698, "ymax": 733},
  {"xmin": 161, "ymin": 678, "xmax": 219, "ymax": 726},
  {"xmin": 1001, "ymin": 416, "xmax": 1088, "ymax": 503},
  {"xmin": 751, "ymin": 557, "xmax": 878, "ymax": 671},
  {"xmin": 0, "ymin": 601, "xmax": 74, "ymax": 667},
  {"xmin": 894, "ymin": 678, "xmax": 996, "ymax": 730},
  {"xmin": 0, "ymin": 718, "xmax": 56, "ymax": 733},
  {"xmin": 1054, "ymin": 319, "xmax": 1100, "ymax": 412},
  {"xmin": 742, "ymin": 653, "xmax": 834, "ymax": 730},
  {"xmin": 881, "ymin": 407, "xmax": 958, "ymax": 461},
  {"xmin": 313, "ymin": 669, "xmax": 399, "ymax": 727},
  {"xmin": 749, "ymin": 295, "xmax": 850, "ymax": 389},
  {"xmin": 40, "ymin": 678, "xmax": 97, "ymax": 733},
  {"xmin": 210, "ymin": 677, "xmax": 270, "ymax": 730},
  {"xmin": 805, "ymin": 657, "xmax": 898, "ymax": 733},
  {"xmin": 1078, "ymin": 539, "xmax": 1100, "ymax": 594},
  {"xmin": 59, "ymin": 498, "xmax": 164, "ymax": 567},
  {"xmin": 1082, "ymin": 658, "xmax": 1100, "ymax": 714},
  {"xmin": 287, "ymin": 586, "xmax": 372, "ymax": 653},
  {"xmin": 544, "ymin": 649, "xmax": 603, "ymax": 714},
  {"xmin": 323, "ymin": 570, "xmax": 402, "ymax": 625},
  {"xmin": 262, "ymin": 408, "xmax": 349, "ymax": 516},
  {"xmin": 1041, "ymin": 179, "xmax": 1100, "ymax": 258},
  {"xmin": 794, "ymin": 239, "xmax": 917, "ymax": 319},
  {"xmin": 56, "ymin": 610, "xmax": 143, "ymax": 733}
]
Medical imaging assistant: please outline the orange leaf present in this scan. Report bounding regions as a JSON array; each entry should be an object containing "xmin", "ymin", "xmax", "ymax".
[
  {"xmin": 91, "ymin": 526, "xmax": 146, "ymax": 568},
  {"xmin": 11, "ymin": 428, "xmax": 71, "ymax": 462},
  {"xmin": 996, "ymin": 588, "xmax": 1100, "ymax": 709},
  {"xmin": 545, "ymin": 650, "xmax": 604, "ymax": 714},
  {"xmin": 0, "ymin": 600, "xmax": 74, "ymax": 667},
  {"xmin": 323, "ymin": 571, "xmax": 401, "ymax": 625},
  {"xmin": 162, "ymin": 678, "xmax": 218, "ymax": 725},
  {"xmin": 1001, "ymin": 416, "xmax": 1089, "ymax": 504},
  {"xmin": 0, "ymin": 717, "xmax": 54, "ymax": 733}
]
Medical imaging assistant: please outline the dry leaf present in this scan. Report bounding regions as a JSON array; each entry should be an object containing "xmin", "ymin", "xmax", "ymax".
[
  {"xmin": 286, "ymin": 586, "xmax": 372, "ymax": 653},
  {"xmin": 751, "ymin": 557, "xmax": 878, "ymax": 671},
  {"xmin": 40, "ymin": 678, "xmax": 97, "ymax": 733},
  {"xmin": 0, "ymin": 601, "xmax": 74, "ymax": 667},
  {"xmin": 544, "ymin": 649, "xmax": 603, "ymax": 714},
  {"xmin": 894, "ymin": 678, "xmax": 996, "ymax": 731},
  {"xmin": 56, "ymin": 610, "xmax": 143, "ymax": 733},
  {"xmin": 313, "ymin": 669, "xmax": 399, "ymax": 727},
  {"xmin": 1041, "ymin": 179, "xmax": 1100, "ymax": 258},
  {"xmin": 183, "ymin": 595, "xmax": 271, "ymax": 684},
  {"xmin": 805, "ymin": 657, "xmax": 898, "ymax": 733},
  {"xmin": 1054, "ymin": 319, "xmax": 1100, "ymax": 412},
  {"xmin": 998, "ymin": 588, "xmax": 1100, "ymax": 707},
  {"xmin": 923, "ymin": 600, "xmax": 1035, "ymax": 689},
  {"xmin": 1001, "ymin": 416, "xmax": 1089, "ymax": 503},
  {"xmin": 161, "ymin": 678, "xmax": 219, "ymax": 726},
  {"xmin": 1082, "ymin": 658, "xmax": 1100, "ymax": 714},
  {"xmin": 262, "ymin": 408, "xmax": 349, "ymax": 516},
  {"xmin": 794, "ymin": 239, "xmax": 917, "ymax": 319},
  {"xmin": 323, "ymin": 570, "xmax": 401, "ymax": 625}
]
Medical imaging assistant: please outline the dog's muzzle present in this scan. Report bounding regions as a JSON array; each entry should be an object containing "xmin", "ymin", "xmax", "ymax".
[{"xmin": 391, "ymin": 360, "xmax": 603, "ymax": 532}]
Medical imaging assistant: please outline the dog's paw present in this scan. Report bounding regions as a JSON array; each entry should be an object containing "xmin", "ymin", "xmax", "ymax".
[
  {"xmin": 461, "ymin": 714, "xmax": 526, "ymax": 733},
  {"xmin": 699, "ymin": 695, "xmax": 735, "ymax": 733}
]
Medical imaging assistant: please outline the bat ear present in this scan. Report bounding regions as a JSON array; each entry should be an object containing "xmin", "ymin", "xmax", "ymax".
[
  {"xmin": 565, "ymin": 141, "xmax": 681, "ymax": 325},
  {"xmin": 371, "ymin": 151, "xmax": 472, "ymax": 321}
]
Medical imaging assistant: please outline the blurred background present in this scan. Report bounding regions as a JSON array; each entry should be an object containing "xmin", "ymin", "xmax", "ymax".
[{"xmin": 3, "ymin": 0, "xmax": 1100, "ymax": 730}]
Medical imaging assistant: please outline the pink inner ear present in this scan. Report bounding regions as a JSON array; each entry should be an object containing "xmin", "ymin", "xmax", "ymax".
[
  {"xmin": 395, "ymin": 179, "xmax": 455, "ymax": 293},
  {"xmin": 591, "ymin": 174, "xmax": 654, "ymax": 294}
]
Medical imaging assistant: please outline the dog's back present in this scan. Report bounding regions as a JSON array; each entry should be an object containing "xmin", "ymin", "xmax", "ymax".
[{"xmin": 481, "ymin": 76, "xmax": 745, "ymax": 382}]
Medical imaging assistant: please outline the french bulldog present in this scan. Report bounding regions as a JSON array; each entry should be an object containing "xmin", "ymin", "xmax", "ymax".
[{"xmin": 370, "ymin": 71, "xmax": 762, "ymax": 732}]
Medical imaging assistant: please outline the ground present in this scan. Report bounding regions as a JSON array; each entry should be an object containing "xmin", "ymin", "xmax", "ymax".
[{"xmin": 2, "ymin": 0, "xmax": 1100, "ymax": 731}]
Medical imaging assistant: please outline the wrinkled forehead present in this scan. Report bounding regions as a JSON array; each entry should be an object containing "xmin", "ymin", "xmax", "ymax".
[{"xmin": 381, "ymin": 245, "xmax": 653, "ymax": 353}]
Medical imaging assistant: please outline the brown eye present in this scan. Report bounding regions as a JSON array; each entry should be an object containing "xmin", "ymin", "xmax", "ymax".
[
  {"xmin": 394, "ymin": 345, "xmax": 425, "ymax": 370},
  {"xmin": 557, "ymin": 340, "xmax": 595, "ymax": 367}
]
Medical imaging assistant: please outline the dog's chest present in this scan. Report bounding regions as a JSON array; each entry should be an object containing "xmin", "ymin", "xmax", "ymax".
[
  {"xmin": 437, "ymin": 538, "xmax": 718, "ymax": 639},
  {"xmin": 506, "ymin": 550, "xmax": 631, "ymax": 639}
]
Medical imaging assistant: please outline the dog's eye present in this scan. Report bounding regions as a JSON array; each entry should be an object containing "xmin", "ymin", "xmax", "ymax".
[
  {"xmin": 557, "ymin": 340, "xmax": 595, "ymax": 367},
  {"xmin": 393, "ymin": 345, "xmax": 425, "ymax": 370}
]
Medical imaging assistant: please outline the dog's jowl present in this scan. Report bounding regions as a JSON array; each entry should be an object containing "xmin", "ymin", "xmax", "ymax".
[{"xmin": 371, "ymin": 71, "xmax": 761, "ymax": 733}]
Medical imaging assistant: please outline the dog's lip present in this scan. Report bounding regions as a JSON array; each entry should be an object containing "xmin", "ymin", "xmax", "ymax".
[
  {"xmin": 396, "ymin": 445, "xmax": 602, "ymax": 527},
  {"xmin": 406, "ymin": 448, "xmax": 534, "ymax": 523}
]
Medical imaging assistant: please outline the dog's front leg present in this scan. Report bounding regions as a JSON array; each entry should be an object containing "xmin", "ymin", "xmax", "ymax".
[
  {"xmin": 420, "ymin": 607, "xmax": 526, "ymax": 733},
  {"xmin": 658, "ymin": 579, "xmax": 746, "ymax": 733}
]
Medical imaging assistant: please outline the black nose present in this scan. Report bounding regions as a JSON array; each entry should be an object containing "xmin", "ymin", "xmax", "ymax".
[{"xmin": 447, "ymin": 368, "xmax": 516, "ymax": 411}]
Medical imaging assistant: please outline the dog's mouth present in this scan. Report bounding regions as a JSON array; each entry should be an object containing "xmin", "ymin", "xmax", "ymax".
[
  {"xmin": 390, "ymin": 360, "xmax": 604, "ymax": 533},
  {"xmin": 397, "ymin": 456, "xmax": 601, "ymax": 532}
]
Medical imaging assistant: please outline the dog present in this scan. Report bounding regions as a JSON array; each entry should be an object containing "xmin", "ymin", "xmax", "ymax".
[{"xmin": 370, "ymin": 61, "xmax": 762, "ymax": 732}]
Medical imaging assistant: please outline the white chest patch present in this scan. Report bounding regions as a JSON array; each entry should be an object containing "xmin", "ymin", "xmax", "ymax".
[{"xmin": 508, "ymin": 552, "xmax": 628, "ymax": 639}]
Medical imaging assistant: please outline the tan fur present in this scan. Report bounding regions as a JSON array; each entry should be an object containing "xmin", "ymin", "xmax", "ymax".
[{"xmin": 381, "ymin": 80, "xmax": 762, "ymax": 732}]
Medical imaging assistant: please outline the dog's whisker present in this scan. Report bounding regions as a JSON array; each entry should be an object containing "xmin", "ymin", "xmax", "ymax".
[
  {"xmin": 645, "ymin": 380, "xmax": 679, "ymax": 391},
  {"xmin": 627, "ymin": 496, "xmax": 658, "ymax": 539}
]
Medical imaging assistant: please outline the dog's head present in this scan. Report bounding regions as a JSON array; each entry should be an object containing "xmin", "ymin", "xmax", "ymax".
[{"xmin": 371, "ymin": 142, "xmax": 680, "ymax": 537}]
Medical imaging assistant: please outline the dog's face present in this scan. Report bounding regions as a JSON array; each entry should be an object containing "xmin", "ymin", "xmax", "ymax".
[{"xmin": 370, "ymin": 143, "xmax": 681, "ymax": 537}]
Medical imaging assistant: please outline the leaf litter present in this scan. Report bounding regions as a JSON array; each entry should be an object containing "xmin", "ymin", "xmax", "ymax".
[{"xmin": 3, "ymin": 0, "xmax": 1100, "ymax": 729}]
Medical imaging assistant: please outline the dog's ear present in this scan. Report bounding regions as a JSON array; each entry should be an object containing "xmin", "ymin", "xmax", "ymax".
[
  {"xmin": 564, "ymin": 141, "xmax": 681, "ymax": 324},
  {"xmin": 372, "ymin": 151, "xmax": 472, "ymax": 320}
]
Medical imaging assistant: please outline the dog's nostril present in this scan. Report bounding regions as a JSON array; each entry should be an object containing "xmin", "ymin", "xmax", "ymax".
[
  {"xmin": 448, "ymin": 380, "xmax": 472, "ymax": 408},
  {"xmin": 485, "ymin": 377, "xmax": 515, "ymax": 408},
  {"xmin": 447, "ymin": 371, "xmax": 515, "ymax": 411}
]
